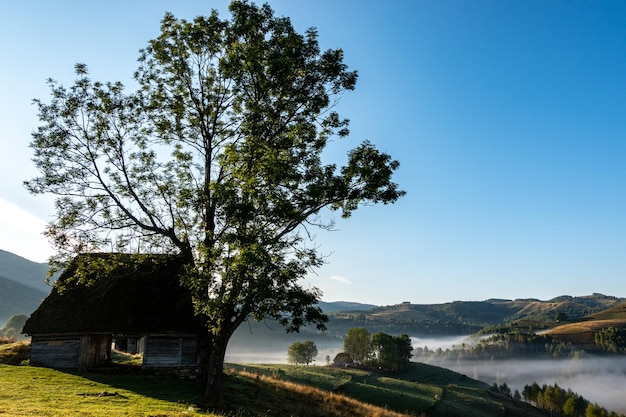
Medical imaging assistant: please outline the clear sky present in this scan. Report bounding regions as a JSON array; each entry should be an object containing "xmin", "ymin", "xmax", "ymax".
[{"xmin": 2, "ymin": 1, "xmax": 626, "ymax": 306}]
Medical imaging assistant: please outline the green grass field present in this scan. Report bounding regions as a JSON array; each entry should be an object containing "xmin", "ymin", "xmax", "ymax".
[
  {"xmin": 221, "ymin": 363, "xmax": 547, "ymax": 417},
  {"xmin": 0, "ymin": 341, "xmax": 550, "ymax": 417},
  {"xmin": 0, "ymin": 364, "xmax": 215, "ymax": 416}
]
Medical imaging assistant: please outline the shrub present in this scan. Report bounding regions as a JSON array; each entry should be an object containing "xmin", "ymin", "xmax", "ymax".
[{"xmin": 0, "ymin": 341, "xmax": 30, "ymax": 365}]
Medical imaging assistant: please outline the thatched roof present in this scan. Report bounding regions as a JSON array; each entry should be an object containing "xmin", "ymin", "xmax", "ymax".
[{"xmin": 23, "ymin": 253, "xmax": 202, "ymax": 335}]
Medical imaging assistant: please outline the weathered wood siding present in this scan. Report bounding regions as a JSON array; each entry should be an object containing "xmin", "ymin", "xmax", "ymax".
[
  {"xmin": 88, "ymin": 334, "xmax": 112, "ymax": 367},
  {"xmin": 143, "ymin": 335, "xmax": 198, "ymax": 367},
  {"xmin": 30, "ymin": 336, "xmax": 80, "ymax": 368},
  {"xmin": 180, "ymin": 338, "xmax": 198, "ymax": 366}
]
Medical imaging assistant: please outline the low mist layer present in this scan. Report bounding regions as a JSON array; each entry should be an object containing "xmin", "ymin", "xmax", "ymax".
[
  {"xmin": 228, "ymin": 335, "xmax": 626, "ymax": 413},
  {"xmin": 444, "ymin": 358, "xmax": 626, "ymax": 413}
]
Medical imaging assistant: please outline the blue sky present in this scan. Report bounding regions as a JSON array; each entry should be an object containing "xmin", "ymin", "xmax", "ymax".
[{"xmin": 1, "ymin": 1, "xmax": 625, "ymax": 306}]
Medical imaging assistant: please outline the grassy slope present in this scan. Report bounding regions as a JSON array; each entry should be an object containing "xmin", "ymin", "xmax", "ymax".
[
  {"xmin": 0, "ymin": 342, "xmax": 549, "ymax": 417},
  {"xmin": 0, "ymin": 364, "xmax": 216, "ymax": 417},
  {"xmin": 0, "ymin": 276, "xmax": 47, "ymax": 326},
  {"xmin": 0, "ymin": 250, "xmax": 50, "ymax": 292},
  {"xmin": 329, "ymin": 294, "xmax": 625, "ymax": 333},
  {"xmin": 545, "ymin": 302, "xmax": 626, "ymax": 350},
  {"xmin": 222, "ymin": 363, "xmax": 548, "ymax": 417}
]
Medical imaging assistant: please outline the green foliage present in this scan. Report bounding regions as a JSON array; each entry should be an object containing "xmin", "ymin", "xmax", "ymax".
[
  {"xmin": 341, "ymin": 328, "xmax": 412, "ymax": 371},
  {"xmin": 491, "ymin": 382, "xmax": 512, "ymax": 397},
  {"xmin": 225, "ymin": 363, "xmax": 547, "ymax": 417},
  {"xmin": 287, "ymin": 340, "xmax": 318, "ymax": 365},
  {"xmin": 522, "ymin": 382, "xmax": 625, "ymax": 417},
  {"xmin": 332, "ymin": 352, "xmax": 353, "ymax": 366},
  {"xmin": 343, "ymin": 327, "xmax": 371, "ymax": 364},
  {"xmin": 26, "ymin": 0, "xmax": 403, "ymax": 397},
  {"xmin": 370, "ymin": 332, "xmax": 413, "ymax": 371},
  {"xmin": 415, "ymin": 328, "xmax": 584, "ymax": 364},
  {"xmin": 370, "ymin": 332, "xmax": 399, "ymax": 370},
  {"xmin": 555, "ymin": 311, "xmax": 568, "ymax": 322},
  {"xmin": 395, "ymin": 334, "xmax": 413, "ymax": 365},
  {"xmin": 594, "ymin": 327, "xmax": 626, "ymax": 353},
  {"xmin": 0, "ymin": 364, "xmax": 214, "ymax": 416}
]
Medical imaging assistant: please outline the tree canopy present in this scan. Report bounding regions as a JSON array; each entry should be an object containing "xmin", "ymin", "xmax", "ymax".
[
  {"xmin": 344, "ymin": 327, "xmax": 372, "ymax": 364},
  {"xmin": 287, "ymin": 340, "xmax": 318, "ymax": 365},
  {"xmin": 26, "ymin": 1, "xmax": 404, "ymax": 398},
  {"xmin": 341, "ymin": 327, "xmax": 412, "ymax": 371}
]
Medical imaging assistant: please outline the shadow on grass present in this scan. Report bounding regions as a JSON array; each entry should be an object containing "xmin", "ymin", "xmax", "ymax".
[
  {"xmin": 72, "ymin": 367, "xmax": 323, "ymax": 416},
  {"xmin": 63, "ymin": 366, "xmax": 206, "ymax": 406}
]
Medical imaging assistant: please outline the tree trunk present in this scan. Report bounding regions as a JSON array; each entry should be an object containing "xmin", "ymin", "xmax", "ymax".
[{"xmin": 203, "ymin": 332, "xmax": 229, "ymax": 400}]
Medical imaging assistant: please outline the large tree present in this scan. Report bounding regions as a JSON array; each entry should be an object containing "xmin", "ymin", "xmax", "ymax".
[
  {"xmin": 25, "ymin": 1, "xmax": 404, "ymax": 398},
  {"xmin": 344, "ymin": 327, "xmax": 372, "ymax": 364},
  {"xmin": 287, "ymin": 340, "xmax": 318, "ymax": 365}
]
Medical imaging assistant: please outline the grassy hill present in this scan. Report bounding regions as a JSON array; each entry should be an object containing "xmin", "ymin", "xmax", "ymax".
[
  {"xmin": 543, "ymin": 302, "xmax": 626, "ymax": 351},
  {"xmin": 0, "ymin": 249, "xmax": 50, "ymax": 292},
  {"xmin": 219, "ymin": 363, "xmax": 548, "ymax": 417},
  {"xmin": 324, "ymin": 294, "xmax": 626, "ymax": 339},
  {"xmin": 227, "ymin": 295, "xmax": 626, "ymax": 359},
  {"xmin": 0, "ymin": 250, "xmax": 51, "ymax": 325},
  {"xmin": 0, "ymin": 351, "xmax": 549, "ymax": 417},
  {"xmin": 0, "ymin": 275, "xmax": 47, "ymax": 327}
]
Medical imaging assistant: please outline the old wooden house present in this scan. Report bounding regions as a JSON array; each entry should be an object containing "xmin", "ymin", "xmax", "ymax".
[{"xmin": 22, "ymin": 253, "xmax": 203, "ymax": 371}]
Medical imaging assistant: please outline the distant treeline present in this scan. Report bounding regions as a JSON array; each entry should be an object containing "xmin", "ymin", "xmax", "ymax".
[
  {"xmin": 491, "ymin": 381, "xmax": 626, "ymax": 417},
  {"xmin": 326, "ymin": 317, "xmax": 481, "ymax": 338},
  {"xmin": 414, "ymin": 325, "xmax": 626, "ymax": 364},
  {"xmin": 414, "ymin": 328, "xmax": 584, "ymax": 363}
]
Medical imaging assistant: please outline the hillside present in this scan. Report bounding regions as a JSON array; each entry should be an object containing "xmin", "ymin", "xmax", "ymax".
[
  {"xmin": 543, "ymin": 302, "xmax": 626, "ymax": 351},
  {"xmin": 0, "ymin": 250, "xmax": 52, "ymax": 325},
  {"xmin": 220, "ymin": 363, "xmax": 549, "ymax": 417},
  {"xmin": 3, "ymin": 249, "xmax": 626, "ymax": 353},
  {"xmin": 0, "ymin": 275, "xmax": 47, "ymax": 327},
  {"xmin": 0, "ymin": 353, "xmax": 550, "ymax": 417},
  {"xmin": 0, "ymin": 250, "xmax": 50, "ymax": 292},
  {"xmin": 325, "ymin": 294, "xmax": 626, "ymax": 339}
]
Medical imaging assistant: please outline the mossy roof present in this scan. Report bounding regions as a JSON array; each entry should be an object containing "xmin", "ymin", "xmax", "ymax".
[{"xmin": 22, "ymin": 253, "xmax": 202, "ymax": 335}]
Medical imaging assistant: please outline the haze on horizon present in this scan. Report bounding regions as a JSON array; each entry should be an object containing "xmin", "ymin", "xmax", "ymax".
[{"xmin": 225, "ymin": 333, "xmax": 626, "ymax": 414}]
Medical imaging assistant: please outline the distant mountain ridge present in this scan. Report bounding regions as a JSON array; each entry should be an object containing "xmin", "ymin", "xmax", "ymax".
[
  {"xmin": 324, "ymin": 293, "xmax": 626, "ymax": 339},
  {"xmin": 2, "ymin": 249, "xmax": 625, "ymax": 339},
  {"xmin": 0, "ymin": 250, "xmax": 51, "ymax": 326},
  {"xmin": 0, "ymin": 250, "xmax": 50, "ymax": 293},
  {"xmin": 0, "ymin": 276, "xmax": 47, "ymax": 327}
]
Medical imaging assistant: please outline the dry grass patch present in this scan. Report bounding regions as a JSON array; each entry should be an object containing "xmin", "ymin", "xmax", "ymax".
[
  {"xmin": 546, "ymin": 319, "xmax": 626, "ymax": 348},
  {"xmin": 0, "ymin": 341, "xmax": 29, "ymax": 365},
  {"xmin": 225, "ymin": 368, "xmax": 411, "ymax": 417}
]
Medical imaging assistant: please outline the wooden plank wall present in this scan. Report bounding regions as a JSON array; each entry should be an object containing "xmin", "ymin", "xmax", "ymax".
[
  {"xmin": 181, "ymin": 337, "xmax": 199, "ymax": 366},
  {"xmin": 88, "ymin": 335, "xmax": 112, "ymax": 367},
  {"xmin": 31, "ymin": 336, "xmax": 80, "ymax": 369},
  {"xmin": 143, "ymin": 335, "xmax": 198, "ymax": 367}
]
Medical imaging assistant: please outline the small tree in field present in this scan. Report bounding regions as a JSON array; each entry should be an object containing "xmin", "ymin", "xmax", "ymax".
[
  {"xmin": 287, "ymin": 340, "xmax": 318, "ymax": 365},
  {"xmin": 344, "ymin": 327, "xmax": 371, "ymax": 364},
  {"xmin": 371, "ymin": 332, "xmax": 399, "ymax": 370},
  {"xmin": 25, "ymin": 1, "xmax": 404, "ymax": 398}
]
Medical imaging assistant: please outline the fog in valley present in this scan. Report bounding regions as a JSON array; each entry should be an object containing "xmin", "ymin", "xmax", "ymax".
[
  {"xmin": 414, "ymin": 336, "xmax": 626, "ymax": 414},
  {"xmin": 226, "ymin": 340, "xmax": 344, "ymax": 366},
  {"xmin": 444, "ymin": 357, "xmax": 626, "ymax": 413},
  {"xmin": 227, "ymin": 334, "xmax": 626, "ymax": 413}
]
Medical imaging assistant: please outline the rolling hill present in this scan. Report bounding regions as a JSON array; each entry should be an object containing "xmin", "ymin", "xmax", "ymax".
[
  {"xmin": 2, "ymin": 248, "xmax": 626, "ymax": 350},
  {"xmin": 325, "ymin": 293, "xmax": 626, "ymax": 338},
  {"xmin": 0, "ymin": 250, "xmax": 50, "ymax": 293},
  {"xmin": 0, "ymin": 250, "xmax": 51, "ymax": 326},
  {"xmin": 0, "ymin": 276, "xmax": 47, "ymax": 327},
  {"xmin": 543, "ymin": 301, "xmax": 626, "ymax": 351}
]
